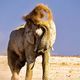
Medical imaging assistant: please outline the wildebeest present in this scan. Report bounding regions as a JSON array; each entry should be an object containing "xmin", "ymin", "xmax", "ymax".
[{"xmin": 7, "ymin": 3, "xmax": 56, "ymax": 80}]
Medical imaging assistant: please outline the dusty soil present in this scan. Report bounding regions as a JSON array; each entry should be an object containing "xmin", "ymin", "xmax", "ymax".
[{"xmin": 0, "ymin": 56, "xmax": 80, "ymax": 80}]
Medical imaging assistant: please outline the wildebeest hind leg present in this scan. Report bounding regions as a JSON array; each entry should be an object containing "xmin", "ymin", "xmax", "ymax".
[{"xmin": 8, "ymin": 51, "xmax": 25, "ymax": 80}]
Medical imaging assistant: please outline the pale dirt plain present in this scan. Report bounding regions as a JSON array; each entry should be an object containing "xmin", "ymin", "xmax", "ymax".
[{"xmin": 0, "ymin": 56, "xmax": 80, "ymax": 80}]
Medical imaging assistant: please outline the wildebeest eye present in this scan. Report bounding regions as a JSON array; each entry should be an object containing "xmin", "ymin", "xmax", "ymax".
[{"xmin": 36, "ymin": 28, "xmax": 43, "ymax": 36}]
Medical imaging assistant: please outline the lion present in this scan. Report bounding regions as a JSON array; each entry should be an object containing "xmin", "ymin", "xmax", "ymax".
[{"xmin": 7, "ymin": 3, "xmax": 56, "ymax": 80}]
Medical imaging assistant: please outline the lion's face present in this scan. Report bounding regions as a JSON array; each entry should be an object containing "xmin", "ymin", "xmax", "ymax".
[{"xmin": 23, "ymin": 3, "xmax": 56, "ymax": 54}]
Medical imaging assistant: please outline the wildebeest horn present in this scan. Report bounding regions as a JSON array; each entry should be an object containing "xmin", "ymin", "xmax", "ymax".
[{"xmin": 34, "ymin": 27, "xmax": 45, "ymax": 53}]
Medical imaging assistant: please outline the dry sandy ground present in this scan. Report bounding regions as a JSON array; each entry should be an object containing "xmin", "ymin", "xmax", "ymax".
[{"xmin": 0, "ymin": 56, "xmax": 80, "ymax": 80}]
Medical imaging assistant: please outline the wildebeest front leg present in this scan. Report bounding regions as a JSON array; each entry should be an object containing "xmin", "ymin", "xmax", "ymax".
[
  {"xmin": 42, "ymin": 50, "xmax": 50, "ymax": 80},
  {"xmin": 25, "ymin": 62, "xmax": 34, "ymax": 80}
]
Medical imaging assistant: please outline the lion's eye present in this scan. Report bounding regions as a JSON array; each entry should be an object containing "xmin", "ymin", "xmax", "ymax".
[{"xmin": 35, "ymin": 28, "xmax": 43, "ymax": 36}]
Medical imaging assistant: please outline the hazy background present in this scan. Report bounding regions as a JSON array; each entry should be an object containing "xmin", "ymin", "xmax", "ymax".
[{"xmin": 0, "ymin": 0, "xmax": 80, "ymax": 56}]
